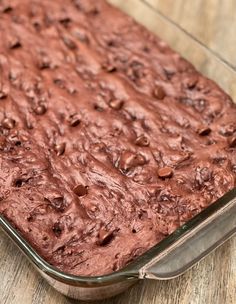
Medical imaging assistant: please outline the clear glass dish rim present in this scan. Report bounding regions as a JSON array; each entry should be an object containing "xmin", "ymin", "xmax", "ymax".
[
  {"xmin": 0, "ymin": 0, "xmax": 236, "ymax": 287},
  {"xmin": 1, "ymin": 188, "xmax": 235, "ymax": 286}
]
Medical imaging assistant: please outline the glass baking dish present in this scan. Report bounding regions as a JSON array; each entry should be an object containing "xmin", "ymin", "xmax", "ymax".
[{"xmin": 0, "ymin": 0, "xmax": 236, "ymax": 301}]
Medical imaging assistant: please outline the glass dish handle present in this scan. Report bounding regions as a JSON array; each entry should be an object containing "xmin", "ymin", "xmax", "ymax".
[{"xmin": 139, "ymin": 190, "xmax": 236, "ymax": 280}]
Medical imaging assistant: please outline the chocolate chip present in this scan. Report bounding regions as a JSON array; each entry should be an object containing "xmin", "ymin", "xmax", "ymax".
[
  {"xmin": 184, "ymin": 75, "xmax": 198, "ymax": 90},
  {"xmin": 59, "ymin": 17, "xmax": 71, "ymax": 27},
  {"xmin": 62, "ymin": 36, "xmax": 77, "ymax": 50},
  {"xmin": 26, "ymin": 116, "xmax": 34, "ymax": 129},
  {"xmin": 53, "ymin": 78, "xmax": 65, "ymax": 88},
  {"xmin": 68, "ymin": 114, "xmax": 81, "ymax": 127},
  {"xmin": 98, "ymin": 229, "xmax": 115, "ymax": 246},
  {"xmin": 158, "ymin": 167, "xmax": 173, "ymax": 179},
  {"xmin": 131, "ymin": 154, "xmax": 147, "ymax": 167},
  {"xmin": 13, "ymin": 175, "xmax": 31, "ymax": 187},
  {"xmin": 32, "ymin": 20, "xmax": 42, "ymax": 31},
  {"xmin": 37, "ymin": 56, "xmax": 51, "ymax": 69},
  {"xmin": 8, "ymin": 133, "xmax": 20, "ymax": 145},
  {"xmin": 153, "ymin": 85, "xmax": 166, "ymax": 100},
  {"xmin": 102, "ymin": 62, "xmax": 117, "ymax": 73},
  {"xmin": 67, "ymin": 87, "xmax": 77, "ymax": 95},
  {"xmin": 2, "ymin": 117, "xmax": 15, "ymax": 129},
  {"xmin": 86, "ymin": 6, "xmax": 99, "ymax": 15},
  {"xmin": 106, "ymin": 40, "xmax": 116, "ymax": 47},
  {"xmin": 52, "ymin": 222, "xmax": 62, "ymax": 237},
  {"xmin": 75, "ymin": 30, "xmax": 89, "ymax": 43},
  {"xmin": 193, "ymin": 99, "xmax": 206, "ymax": 112},
  {"xmin": 2, "ymin": 5, "xmax": 13, "ymax": 13},
  {"xmin": 188, "ymin": 81, "xmax": 197, "ymax": 90},
  {"xmin": 143, "ymin": 46, "xmax": 150, "ymax": 53},
  {"xmin": 119, "ymin": 151, "xmax": 147, "ymax": 172},
  {"xmin": 42, "ymin": 235, "xmax": 49, "ymax": 241},
  {"xmin": 0, "ymin": 136, "xmax": 6, "ymax": 150},
  {"xmin": 15, "ymin": 140, "xmax": 21, "ymax": 146},
  {"xmin": 195, "ymin": 167, "xmax": 211, "ymax": 189},
  {"xmin": 197, "ymin": 126, "xmax": 211, "ymax": 136},
  {"xmin": 73, "ymin": 184, "xmax": 88, "ymax": 197},
  {"xmin": 0, "ymin": 88, "xmax": 8, "ymax": 99},
  {"xmin": 51, "ymin": 196, "xmax": 66, "ymax": 212},
  {"xmin": 228, "ymin": 135, "xmax": 236, "ymax": 148},
  {"xmin": 219, "ymin": 124, "xmax": 236, "ymax": 137},
  {"xmin": 55, "ymin": 142, "xmax": 66, "ymax": 156},
  {"xmin": 212, "ymin": 155, "xmax": 226, "ymax": 165},
  {"xmin": 135, "ymin": 135, "xmax": 150, "ymax": 147},
  {"xmin": 127, "ymin": 61, "xmax": 144, "ymax": 80},
  {"xmin": 26, "ymin": 214, "xmax": 35, "ymax": 222},
  {"xmin": 106, "ymin": 64, "xmax": 117, "ymax": 73},
  {"xmin": 164, "ymin": 68, "xmax": 175, "ymax": 79},
  {"xmin": 232, "ymin": 164, "xmax": 236, "ymax": 173},
  {"xmin": 34, "ymin": 104, "xmax": 47, "ymax": 115},
  {"xmin": 94, "ymin": 104, "xmax": 104, "ymax": 112},
  {"xmin": 109, "ymin": 99, "xmax": 124, "ymax": 110},
  {"xmin": 180, "ymin": 97, "xmax": 193, "ymax": 107},
  {"xmin": 8, "ymin": 37, "xmax": 21, "ymax": 49},
  {"xmin": 13, "ymin": 178, "xmax": 23, "ymax": 187}
]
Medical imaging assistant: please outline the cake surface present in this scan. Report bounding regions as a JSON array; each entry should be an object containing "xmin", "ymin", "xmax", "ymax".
[{"xmin": 0, "ymin": 0, "xmax": 236, "ymax": 276}]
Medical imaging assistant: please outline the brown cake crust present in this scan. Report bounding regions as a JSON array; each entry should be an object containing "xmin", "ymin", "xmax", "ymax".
[{"xmin": 0, "ymin": 0, "xmax": 235, "ymax": 276}]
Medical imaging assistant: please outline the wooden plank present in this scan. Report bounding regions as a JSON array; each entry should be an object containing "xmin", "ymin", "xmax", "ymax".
[
  {"xmin": 1, "ymin": 229, "xmax": 236, "ymax": 304},
  {"xmin": 146, "ymin": 0, "xmax": 236, "ymax": 67}
]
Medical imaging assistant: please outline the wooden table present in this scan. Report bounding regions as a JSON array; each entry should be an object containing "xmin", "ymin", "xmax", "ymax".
[{"xmin": 1, "ymin": 1, "xmax": 236, "ymax": 303}]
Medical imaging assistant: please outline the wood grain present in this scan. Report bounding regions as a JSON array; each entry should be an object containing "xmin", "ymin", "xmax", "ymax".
[
  {"xmin": 1, "ymin": 229, "xmax": 236, "ymax": 304},
  {"xmin": 1, "ymin": 1, "xmax": 236, "ymax": 303},
  {"xmin": 146, "ymin": 0, "xmax": 236, "ymax": 67}
]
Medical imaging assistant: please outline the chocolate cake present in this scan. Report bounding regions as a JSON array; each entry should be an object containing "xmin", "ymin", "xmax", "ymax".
[{"xmin": 0, "ymin": 0, "xmax": 235, "ymax": 276}]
